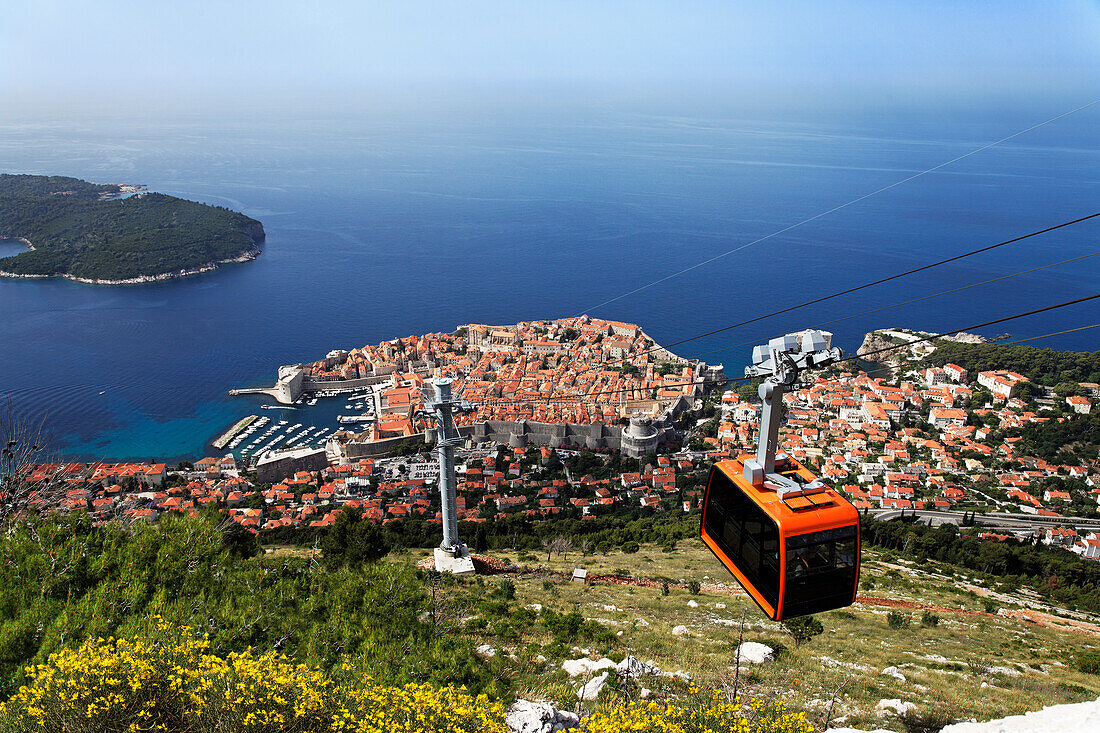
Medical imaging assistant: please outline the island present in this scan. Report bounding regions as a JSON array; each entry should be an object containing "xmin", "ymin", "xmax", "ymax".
[{"xmin": 0, "ymin": 174, "xmax": 265, "ymax": 284}]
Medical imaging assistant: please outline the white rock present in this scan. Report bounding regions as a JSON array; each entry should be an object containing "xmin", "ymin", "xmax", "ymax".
[
  {"xmin": 536, "ymin": 655, "xmax": 547, "ymax": 664},
  {"xmin": 715, "ymin": 602, "xmax": 727, "ymax": 609},
  {"xmin": 577, "ymin": 672, "xmax": 609, "ymax": 701},
  {"xmin": 601, "ymin": 604, "xmax": 618, "ymax": 611},
  {"xmin": 635, "ymin": 618, "xmax": 650, "ymax": 627},
  {"xmin": 616, "ymin": 630, "xmax": 623, "ymax": 637},
  {"xmin": 687, "ymin": 600, "xmax": 699, "ymax": 608},
  {"xmin": 875, "ymin": 699, "xmax": 917, "ymax": 716},
  {"xmin": 736, "ymin": 642, "xmax": 774, "ymax": 664},
  {"xmin": 672, "ymin": 625, "xmax": 690, "ymax": 636},
  {"xmin": 617, "ymin": 655, "xmax": 661, "ymax": 677},
  {"xmin": 506, "ymin": 699, "xmax": 581, "ymax": 733},
  {"xmin": 881, "ymin": 666, "xmax": 906, "ymax": 682},
  {"xmin": 476, "ymin": 644, "xmax": 497, "ymax": 658},
  {"xmin": 989, "ymin": 665, "xmax": 1021, "ymax": 677},
  {"xmin": 640, "ymin": 688, "xmax": 652, "ymax": 699},
  {"xmin": 561, "ymin": 657, "xmax": 617, "ymax": 678},
  {"xmin": 668, "ymin": 670, "xmax": 692, "ymax": 682},
  {"xmin": 980, "ymin": 682, "xmax": 988, "ymax": 689},
  {"xmin": 939, "ymin": 695, "xmax": 1100, "ymax": 732},
  {"xmin": 527, "ymin": 603, "xmax": 543, "ymax": 612}
]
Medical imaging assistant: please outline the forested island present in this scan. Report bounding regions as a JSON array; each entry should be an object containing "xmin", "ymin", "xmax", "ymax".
[{"xmin": 0, "ymin": 174, "xmax": 265, "ymax": 283}]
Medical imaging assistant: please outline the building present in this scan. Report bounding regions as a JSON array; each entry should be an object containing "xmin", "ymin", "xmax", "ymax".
[
  {"xmin": 977, "ymin": 370, "xmax": 1029, "ymax": 400},
  {"xmin": 929, "ymin": 407, "xmax": 967, "ymax": 429},
  {"xmin": 1067, "ymin": 395, "xmax": 1092, "ymax": 414},
  {"xmin": 620, "ymin": 417, "xmax": 659, "ymax": 458},
  {"xmin": 256, "ymin": 447, "xmax": 329, "ymax": 484}
]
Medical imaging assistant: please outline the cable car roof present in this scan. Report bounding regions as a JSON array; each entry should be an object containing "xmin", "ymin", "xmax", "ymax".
[{"xmin": 714, "ymin": 456, "xmax": 859, "ymax": 538}]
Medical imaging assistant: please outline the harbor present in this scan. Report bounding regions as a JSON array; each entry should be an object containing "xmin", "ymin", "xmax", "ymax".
[{"xmin": 209, "ymin": 384, "xmax": 381, "ymax": 467}]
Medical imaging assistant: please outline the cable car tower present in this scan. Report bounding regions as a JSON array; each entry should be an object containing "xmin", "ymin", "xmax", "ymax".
[
  {"xmin": 743, "ymin": 331, "xmax": 841, "ymax": 493},
  {"xmin": 700, "ymin": 330, "xmax": 861, "ymax": 620},
  {"xmin": 422, "ymin": 377, "xmax": 477, "ymax": 574}
]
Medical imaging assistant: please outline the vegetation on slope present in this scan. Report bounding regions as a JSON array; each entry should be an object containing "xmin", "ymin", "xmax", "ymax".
[
  {"xmin": 922, "ymin": 340, "xmax": 1100, "ymax": 387},
  {"xmin": 0, "ymin": 174, "xmax": 264, "ymax": 281}
]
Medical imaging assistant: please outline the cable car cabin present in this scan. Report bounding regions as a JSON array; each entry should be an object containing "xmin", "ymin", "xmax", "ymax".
[{"xmin": 701, "ymin": 455, "xmax": 860, "ymax": 621}]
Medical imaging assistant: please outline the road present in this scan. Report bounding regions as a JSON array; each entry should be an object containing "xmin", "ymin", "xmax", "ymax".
[{"xmin": 873, "ymin": 507, "xmax": 1100, "ymax": 533}]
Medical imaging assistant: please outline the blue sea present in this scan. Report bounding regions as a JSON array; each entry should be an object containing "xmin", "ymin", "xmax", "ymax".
[{"xmin": 1, "ymin": 100, "xmax": 1098, "ymax": 462}]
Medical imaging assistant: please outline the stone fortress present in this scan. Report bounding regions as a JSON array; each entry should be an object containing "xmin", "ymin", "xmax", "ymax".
[{"xmin": 233, "ymin": 316, "xmax": 726, "ymax": 459}]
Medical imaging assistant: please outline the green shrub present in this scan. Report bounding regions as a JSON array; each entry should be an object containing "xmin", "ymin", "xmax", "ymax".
[
  {"xmin": 781, "ymin": 615, "xmax": 824, "ymax": 647},
  {"xmin": 494, "ymin": 580, "xmax": 516, "ymax": 600},
  {"xmin": 622, "ymin": 541, "xmax": 640, "ymax": 554},
  {"xmin": 920, "ymin": 610, "xmax": 940, "ymax": 628},
  {"xmin": 687, "ymin": 580, "xmax": 701, "ymax": 595},
  {"xmin": 661, "ymin": 581, "xmax": 670, "ymax": 596},
  {"xmin": 886, "ymin": 611, "xmax": 910, "ymax": 629},
  {"xmin": 899, "ymin": 707, "xmax": 956, "ymax": 733},
  {"xmin": 982, "ymin": 599, "xmax": 997, "ymax": 614},
  {"xmin": 1075, "ymin": 650, "xmax": 1100, "ymax": 674}
]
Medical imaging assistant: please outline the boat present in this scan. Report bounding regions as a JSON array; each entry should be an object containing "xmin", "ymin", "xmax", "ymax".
[{"xmin": 338, "ymin": 414, "xmax": 376, "ymax": 424}]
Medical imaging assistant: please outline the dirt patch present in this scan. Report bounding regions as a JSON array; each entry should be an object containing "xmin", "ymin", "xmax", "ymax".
[{"xmin": 856, "ymin": 596, "xmax": 1100, "ymax": 637}]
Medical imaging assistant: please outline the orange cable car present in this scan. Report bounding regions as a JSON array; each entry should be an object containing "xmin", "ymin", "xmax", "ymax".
[
  {"xmin": 701, "ymin": 453, "xmax": 860, "ymax": 620},
  {"xmin": 700, "ymin": 330, "xmax": 860, "ymax": 620}
]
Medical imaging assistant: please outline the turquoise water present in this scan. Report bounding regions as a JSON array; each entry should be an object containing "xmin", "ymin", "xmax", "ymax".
[{"xmin": 1, "ymin": 103, "xmax": 1098, "ymax": 462}]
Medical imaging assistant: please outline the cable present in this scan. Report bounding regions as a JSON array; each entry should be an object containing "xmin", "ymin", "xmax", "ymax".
[
  {"xmin": 852, "ymin": 294, "xmax": 1100, "ymax": 363},
  {"xmin": 651, "ymin": 212, "xmax": 1100, "ymax": 358},
  {"xmin": 540, "ymin": 210, "xmax": 1100, "ymax": 385},
  {"xmin": 855, "ymin": 323, "xmax": 1100, "ymax": 382},
  {"xmin": 473, "ymin": 294, "xmax": 1099, "ymax": 408},
  {"xmin": 577, "ymin": 99, "xmax": 1100, "ymax": 316},
  {"xmin": 688, "ymin": 250, "xmax": 1100, "ymax": 363}
]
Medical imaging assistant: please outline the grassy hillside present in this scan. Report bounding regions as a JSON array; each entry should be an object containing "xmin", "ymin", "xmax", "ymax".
[
  {"xmin": 381, "ymin": 541, "xmax": 1100, "ymax": 731},
  {"xmin": 0, "ymin": 174, "xmax": 264, "ymax": 281},
  {"xmin": 3, "ymin": 513, "xmax": 1098, "ymax": 732}
]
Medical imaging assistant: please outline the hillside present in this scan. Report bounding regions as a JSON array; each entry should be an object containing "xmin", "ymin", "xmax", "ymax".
[
  {"xmin": 2, "ymin": 511, "xmax": 1099, "ymax": 732},
  {"xmin": 0, "ymin": 174, "xmax": 265, "ymax": 283}
]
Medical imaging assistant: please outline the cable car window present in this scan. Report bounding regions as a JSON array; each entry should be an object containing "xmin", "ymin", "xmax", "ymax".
[
  {"xmin": 704, "ymin": 468, "xmax": 780, "ymax": 607},
  {"xmin": 783, "ymin": 526, "xmax": 859, "ymax": 618}
]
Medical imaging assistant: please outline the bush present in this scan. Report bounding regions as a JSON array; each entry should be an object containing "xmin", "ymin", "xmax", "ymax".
[
  {"xmin": 920, "ymin": 610, "xmax": 940, "ymax": 628},
  {"xmin": 579, "ymin": 697, "xmax": 811, "ymax": 733},
  {"xmin": 494, "ymin": 580, "xmax": 516, "ymax": 601},
  {"xmin": 1075, "ymin": 650, "xmax": 1100, "ymax": 674},
  {"xmin": 687, "ymin": 580, "xmax": 701, "ymax": 595},
  {"xmin": 622, "ymin": 541, "xmax": 640, "ymax": 554},
  {"xmin": 661, "ymin": 581, "xmax": 670, "ymax": 596},
  {"xmin": 886, "ymin": 611, "xmax": 910, "ymax": 629},
  {"xmin": 596, "ymin": 541, "xmax": 611, "ymax": 555},
  {"xmin": 899, "ymin": 707, "xmax": 956, "ymax": 733},
  {"xmin": 0, "ymin": 632, "xmax": 814, "ymax": 733},
  {"xmin": 782, "ymin": 615, "xmax": 824, "ymax": 647},
  {"xmin": 0, "ymin": 629, "xmax": 508, "ymax": 733},
  {"xmin": 982, "ymin": 599, "xmax": 997, "ymax": 614}
]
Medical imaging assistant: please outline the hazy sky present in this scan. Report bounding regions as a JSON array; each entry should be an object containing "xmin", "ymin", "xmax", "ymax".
[{"xmin": 2, "ymin": 1, "xmax": 1099, "ymax": 110}]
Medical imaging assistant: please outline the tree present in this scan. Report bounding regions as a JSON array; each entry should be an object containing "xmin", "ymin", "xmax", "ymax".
[
  {"xmin": 473, "ymin": 526, "xmax": 489, "ymax": 553},
  {"xmin": 1, "ymin": 400, "xmax": 67, "ymax": 526},
  {"xmin": 782, "ymin": 615, "xmax": 824, "ymax": 647},
  {"xmin": 320, "ymin": 508, "xmax": 391, "ymax": 569},
  {"xmin": 220, "ymin": 520, "xmax": 261, "ymax": 560}
]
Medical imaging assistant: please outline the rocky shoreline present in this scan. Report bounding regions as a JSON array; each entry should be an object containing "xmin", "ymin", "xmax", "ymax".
[
  {"xmin": 0, "ymin": 240, "xmax": 263, "ymax": 286},
  {"xmin": 856, "ymin": 327, "xmax": 987, "ymax": 373}
]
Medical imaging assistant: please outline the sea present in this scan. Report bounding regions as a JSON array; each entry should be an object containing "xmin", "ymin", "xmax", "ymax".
[{"xmin": 1, "ymin": 99, "xmax": 1098, "ymax": 463}]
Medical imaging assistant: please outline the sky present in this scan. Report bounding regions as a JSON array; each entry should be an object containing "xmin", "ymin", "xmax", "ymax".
[{"xmin": 2, "ymin": 1, "xmax": 1099, "ymax": 114}]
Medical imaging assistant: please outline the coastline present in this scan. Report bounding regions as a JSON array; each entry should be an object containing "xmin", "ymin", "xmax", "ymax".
[{"xmin": 0, "ymin": 244, "xmax": 262, "ymax": 285}]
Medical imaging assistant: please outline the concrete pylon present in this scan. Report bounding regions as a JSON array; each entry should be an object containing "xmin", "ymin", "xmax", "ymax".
[{"xmin": 424, "ymin": 378, "xmax": 476, "ymax": 574}]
